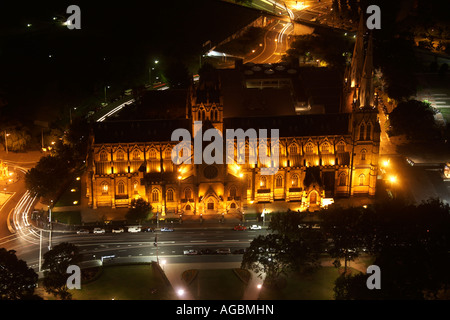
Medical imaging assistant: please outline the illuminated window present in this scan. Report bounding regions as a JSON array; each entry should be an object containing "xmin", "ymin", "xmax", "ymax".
[
  {"xmin": 359, "ymin": 174, "xmax": 365, "ymax": 186},
  {"xmin": 185, "ymin": 204, "xmax": 191, "ymax": 211},
  {"xmin": 339, "ymin": 173, "xmax": 346, "ymax": 186},
  {"xmin": 132, "ymin": 150, "xmax": 140, "ymax": 160},
  {"xmin": 321, "ymin": 143, "xmax": 329, "ymax": 153},
  {"xmin": 184, "ymin": 188, "xmax": 192, "ymax": 200},
  {"xmin": 230, "ymin": 203, "xmax": 236, "ymax": 209},
  {"xmin": 100, "ymin": 151, "xmax": 108, "ymax": 161},
  {"xmin": 133, "ymin": 180, "xmax": 139, "ymax": 194},
  {"xmin": 305, "ymin": 143, "xmax": 314, "ymax": 153},
  {"xmin": 149, "ymin": 149, "xmax": 156, "ymax": 159},
  {"xmin": 260, "ymin": 176, "xmax": 267, "ymax": 188},
  {"xmin": 117, "ymin": 181, "xmax": 125, "ymax": 194},
  {"xmin": 289, "ymin": 144, "xmax": 298, "ymax": 155},
  {"xmin": 207, "ymin": 200, "xmax": 214, "ymax": 210},
  {"xmin": 291, "ymin": 174, "xmax": 299, "ymax": 187},
  {"xmin": 101, "ymin": 181, "xmax": 109, "ymax": 194},
  {"xmin": 116, "ymin": 150, "xmax": 124, "ymax": 161},
  {"xmin": 337, "ymin": 142, "xmax": 345, "ymax": 152},
  {"xmin": 361, "ymin": 149, "xmax": 367, "ymax": 161},
  {"xmin": 276, "ymin": 175, "xmax": 283, "ymax": 188},
  {"xmin": 167, "ymin": 189, "xmax": 174, "ymax": 202},
  {"xmin": 164, "ymin": 148, "xmax": 172, "ymax": 159},
  {"xmin": 152, "ymin": 189, "xmax": 159, "ymax": 202}
]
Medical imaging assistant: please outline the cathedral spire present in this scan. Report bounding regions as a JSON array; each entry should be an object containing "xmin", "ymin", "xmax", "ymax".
[
  {"xmin": 349, "ymin": 13, "xmax": 365, "ymax": 89},
  {"xmin": 359, "ymin": 32, "xmax": 374, "ymax": 109}
]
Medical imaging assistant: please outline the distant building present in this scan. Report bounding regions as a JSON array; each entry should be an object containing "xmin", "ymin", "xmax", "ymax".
[{"xmin": 86, "ymin": 19, "xmax": 379, "ymax": 215}]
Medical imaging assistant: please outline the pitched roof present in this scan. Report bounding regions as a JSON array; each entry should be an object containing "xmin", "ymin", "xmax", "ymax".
[{"xmin": 93, "ymin": 119, "xmax": 191, "ymax": 144}]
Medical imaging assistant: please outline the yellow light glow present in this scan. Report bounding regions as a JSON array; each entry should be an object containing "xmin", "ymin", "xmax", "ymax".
[
  {"xmin": 73, "ymin": 201, "xmax": 78, "ymax": 205},
  {"xmin": 382, "ymin": 160, "xmax": 390, "ymax": 167},
  {"xmin": 389, "ymin": 176, "xmax": 397, "ymax": 183},
  {"xmin": 71, "ymin": 189, "xmax": 76, "ymax": 192},
  {"xmin": 239, "ymin": 173, "xmax": 244, "ymax": 178},
  {"xmin": 178, "ymin": 175, "xmax": 182, "ymax": 180},
  {"xmin": 76, "ymin": 177, "xmax": 80, "ymax": 180}
]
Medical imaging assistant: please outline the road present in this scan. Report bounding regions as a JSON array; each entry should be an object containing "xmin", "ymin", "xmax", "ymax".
[{"xmin": 1, "ymin": 221, "xmax": 268, "ymax": 272}]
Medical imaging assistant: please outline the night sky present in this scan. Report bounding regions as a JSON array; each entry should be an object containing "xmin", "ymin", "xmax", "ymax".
[{"xmin": 0, "ymin": 0, "xmax": 258, "ymax": 123}]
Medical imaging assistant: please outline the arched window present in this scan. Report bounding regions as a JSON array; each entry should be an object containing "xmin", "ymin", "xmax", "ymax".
[
  {"xmin": 361, "ymin": 149, "xmax": 367, "ymax": 161},
  {"xmin": 260, "ymin": 176, "xmax": 267, "ymax": 188},
  {"xmin": 229, "ymin": 186, "xmax": 237, "ymax": 198},
  {"xmin": 289, "ymin": 144, "xmax": 298, "ymax": 155},
  {"xmin": 305, "ymin": 143, "xmax": 314, "ymax": 153},
  {"xmin": 101, "ymin": 181, "xmax": 109, "ymax": 194},
  {"xmin": 276, "ymin": 175, "xmax": 283, "ymax": 188},
  {"xmin": 152, "ymin": 189, "xmax": 159, "ymax": 202},
  {"xmin": 321, "ymin": 143, "xmax": 329, "ymax": 153},
  {"xmin": 337, "ymin": 141, "xmax": 345, "ymax": 152},
  {"xmin": 366, "ymin": 123, "xmax": 372, "ymax": 140},
  {"xmin": 149, "ymin": 149, "xmax": 157, "ymax": 159},
  {"xmin": 164, "ymin": 148, "xmax": 172, "ymax": 159},
  {"xmin": 291, "ymin": 174, "xmax": 299, "ymax": 187},
  {"xmin": 167, "ymin": 189, "xmax": 174, "ymax": 202},
  {"xmin": 207, "ymin": 199, "xmax": 214, "ymax": 210},
  {"xmin": 133, "ymin": 180, "xmax": 139, "ymax": 194},
  {"xmin": 100, "ymin": 151, "xmax": 108, "ymax": 161},
  {"xmin": 230, "ymin": 203, "xmax": 236, "ymax": 209},
  {"xmin": 359, "ymin": 174, "xmax": 365, "ymax": 186},
  {"xmin": 339, "ymin": 173, "xmax": 346, "ymax": 186},
  {"xmin": 272, "ymin": 144, "xmax": 280, "ymax": 157},
  {"xmin": 117, "ymin": 181, "xmax": 125, "ymax": 194},
  {"xmin": 184, "ymin": 188, "xmax": 192, "ymax": 200},
  {"xmin": 116, "ymin": 150, "xmax": 124, "ymax": 161},
  {"xmin": 359, "ymin": 124, "xmax": 365, "ymax": 141},
  {"xmin": 132, "ymin": 150, "xmax": 140, "ymax": 160},
  {"xmin": 185, "ymin": 204, "xmax": 191, "ymax": 211}
]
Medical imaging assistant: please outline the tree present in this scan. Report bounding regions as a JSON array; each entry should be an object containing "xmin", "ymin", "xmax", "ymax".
[
  {"xmin": 0, "ymin": 248, "xmax": 40, "ymax": 300},
  {"xmin": 320, "ymin": 206, "xmax": 373, "ymax": 274},
  {"xmin": 42, "ymin": 242, "xmax": 81, "ymax": 300},
  {"xmin": 388, "ymin": 99, "xmax": 438, "ymax": 140},
  {"xmin": 163, "ymin": 61, "xmax": 192, "ymax": 89},
  {"xmin": 241, "ymin": 234, "xmax": 292, "ymax": 287},
  {"xmin": 125, "ymin": 198, "xmax": 152, "ymax": 223},
  {"xmin": 25, "ymin": 155, "xmax": 67, "ymax": 199}
]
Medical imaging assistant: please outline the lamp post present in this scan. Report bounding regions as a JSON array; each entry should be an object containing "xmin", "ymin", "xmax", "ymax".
[
  {"xmin": 48, "ymin": 201, "xmax": 53, "ymax": 250},
  {"xmin": 4, "ymin": 131, "xmax": 9, "ymax": 153},
  {"xmin": 149, "ymin": 60, "xmax": 159, "ymax": 87},
  {"xmin": 104, "ymin": 85, "xmax": 110, "ymax": 104}
]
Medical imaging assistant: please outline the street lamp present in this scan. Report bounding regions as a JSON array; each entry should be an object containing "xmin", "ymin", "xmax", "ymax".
[
  {"xmin": 104, "ymin": 85, "xmax": 110, "ymax": 104},
  {"xmin": 4, "ymin": 131, "xmax": 10, "ymax": 153},
  {"xmin": 149, "ymin": 60, "xmax": 159, "ymax": 87}
]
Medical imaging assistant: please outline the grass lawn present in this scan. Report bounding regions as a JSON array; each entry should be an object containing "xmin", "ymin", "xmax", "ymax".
[
  {"xmin": 51, "ymin": 211, "xmax": 81, "ymax": 225},
  {"xmin": 187, "ymin": 269, "xmax": 248, "ymax": 300},
  {"xmin": 71, "ymin": 264, "xmax": 175, "ymax": 300},
  {"xmin": 258, "ymin": 267, "xmax": 362, "ymax": 300}
]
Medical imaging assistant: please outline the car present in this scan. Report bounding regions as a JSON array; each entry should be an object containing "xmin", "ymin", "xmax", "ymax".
[
  {"xmin": 142, "ymin": 227, "xmax": 155, "ymax": 232},
  {"xmin": 93, "ymin": 228, "xmax": 105, "ymax": 234},
  {"xmin": 249, "ymin": 225, "xmax": 261, "ymax": 230},
  {"xmin": 199, "ymin": 248, "xmax": 214, "ymax": 255},
  {"xmin": 112, "ymin": 227, "xmax": 124, "ymax": 233},
  {"xmin": 161, "ymin": 227, "xmax": 174, "ymax": 232},
  {"xmin": 234, "ymin": 225, "xmax": 247, "ymax": 231},
  {"xmin": 183, "ymin": 249, "xmax": 199, "ymax": 255},
  {"xmin": 76, "ymin": 229, "xmax": 89, "ymax": 234},
  {"xmin": 128, "ymin": 226, "xmax": 141, "ymax": 233},
  {"xmin": 233, "ymin": 248, "xmax": 247, "ymax": 254},
  {"xmin": 216, "ymin": 248, "xmax": 231, "ymax": 254}
]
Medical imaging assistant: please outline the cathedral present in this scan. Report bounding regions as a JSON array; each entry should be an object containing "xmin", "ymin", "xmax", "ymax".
[{"xmin": 86, "ymin": 20, "xmax": 380, "ymax": 217}]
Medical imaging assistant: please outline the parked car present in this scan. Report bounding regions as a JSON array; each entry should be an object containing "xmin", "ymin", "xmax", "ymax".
[
  {"xmin": 112, "ymin": 227, "xmax": 124, "ymax": 233},
  {"xmin": 161, "ymin": 227, "xmax": 174, "ymax": 232},
  {"xmin": 249, "ymin": 225, "xmax": 261, "ymax": 230},
  {"xmin": 142, "ymin": 227, "xmax": 155, "ymax": 232},
  {"xmin": 76, "ymin": 229, "xmax": 89, "ymax": 234},
  {"xmin": 234, "ymin": 225, "xmax": 247, "ymax": 231},
  {"xmin": 183, "ymin": 249, "xmax": 199, "ymax": 255},
  {"xmin": 200, "ymin": 248, "xmax": 214, "ymax": 255},
  {"xmin": 233, "ymin": 248, "xmax": 247, "ymax": 254},
  {"xmin": 128, "ymin": 226, "xmax": 141, "ymax": 233},
  {"xmin": 93, "ymin": 228, "xmax": 105, "ymax": 234},
  {"xmin": 216, "ymin": 248, "xmax": 231, "ymax": 254}
]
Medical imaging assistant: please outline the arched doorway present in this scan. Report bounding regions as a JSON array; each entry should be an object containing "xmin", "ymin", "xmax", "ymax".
[{"xmin": 310, "ymin": 191, "xmax": 317, "ymax": 204}]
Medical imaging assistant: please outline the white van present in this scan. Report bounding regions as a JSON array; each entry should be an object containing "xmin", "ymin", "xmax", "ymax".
[{"xmin": 127, "ymin": 226, "xmax": 141, "ymax": 233}]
